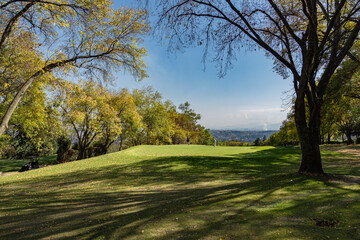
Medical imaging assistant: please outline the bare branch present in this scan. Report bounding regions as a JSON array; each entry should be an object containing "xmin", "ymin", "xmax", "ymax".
[{"xmin": 267, "ymin": 0, "xmax": 304, "ymax": 47}]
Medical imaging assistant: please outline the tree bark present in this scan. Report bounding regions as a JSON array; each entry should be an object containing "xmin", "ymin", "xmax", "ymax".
[
  {"xmin": 0, "ymin": 74, "xmax": 39, "ymax": 136},
  {"xmin": 119, "ymin": 136, "xmax": 123, "ymax": 151},
  {"xmin": 295, "ymin": 96, "xmax": 325, "ymax": 175},
  {"xmin": 77, "ymin": 147, "xmax": 88, "ymax": 160},
  {"xmin": 101, "ymin": 139, "xmax": 115, "ymax": 155},
  {"xmin": 345, "ymin": 131, "xmax": 353, "ymax": 145}
]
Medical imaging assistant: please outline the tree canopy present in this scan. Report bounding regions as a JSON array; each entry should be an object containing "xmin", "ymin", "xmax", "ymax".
[{"xmin": 0, "ymin": 0, "xmax": 149, "ymax": 136}]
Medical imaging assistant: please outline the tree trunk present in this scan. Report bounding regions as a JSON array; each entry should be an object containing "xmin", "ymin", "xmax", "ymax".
[
  {"xmin": 0, "ymin": 76, "xmax": 38, "ymax": 136},
  {"xmin": 77, "ymin": 147, "xmax": 88, "ymax": 160},
  {"xmin": 119, "ymin": 136, "xmax": 123, "ymax": 151},
  {"xmin": 295, "ymin": 97, "xmax": 325, "ymax": 175},
  {"xmin": 327, "ymin": 133, "xmax": 331, "ymax": 144},
  {"xmin": 101, "ymin": 136, "xmax": 111, "ymax": 155},
  {"xmin": 345, "ymin": 131, "xmax": 353, "ymax": 145},
  {"xmin": 101, "ymin": 140, "xmax": 115, "ymax": 155}
]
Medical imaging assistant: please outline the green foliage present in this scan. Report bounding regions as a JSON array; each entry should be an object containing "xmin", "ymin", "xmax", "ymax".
[
  {"xmin": 132, "ymin": 87, "xmax": 173, "ymax": 145},
  {"xmin": 321, "ymin": 59, "xmax": 360, "ymax": 143},
  {"xmin": 0, "ymin": 0, "xmax": 214, "ymax": 161},
  {"xmin": 0, "ymin": 34, "xmax": 61, "ymax": 157},
  {"xmin": 171, "ymin": 101, "xmax": 212, "ymax": 145},
  {"xmin": 56, "ymin": 135, "xmax": 72, "ymax": 163},
  {"xmin": 6, "ymin": 102, "xmax": 60, "ymax": 158},
  {"xmin": 0, "ymin": 32, "xmax": 46, "ymax": 98},
  {"xmin": 171, "ymin": 129, "xmax": 188, "ymax": 144},
  {"xmin": 197, "ymin": 127, "xmax": 213, "ymax": 145},
  {"xmin": 219, "ymin": 141, "xmax": 250, "ymax": 146},
  {"xmin": 57, "ymin": 80, "xmax": 124, "ymax": 159},
  {"xmin": 0, "ymin": 135, "xmax": 15, "ymax": 159},
  {"xmin": 0, "ymin": 0, "xmax": 150, "ymax": 139},
  {"xmin": 254, "ymin": 137, "xmax": 262, "ymax": 146},
  {"xmin": 267, "ymin": 113, "xmax": 299, "ymax": 146}
]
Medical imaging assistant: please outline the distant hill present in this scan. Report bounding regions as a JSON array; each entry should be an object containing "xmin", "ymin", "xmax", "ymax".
[{"xmin": 210, "ymin": 130, "xmax": 278, "ymax": 143}]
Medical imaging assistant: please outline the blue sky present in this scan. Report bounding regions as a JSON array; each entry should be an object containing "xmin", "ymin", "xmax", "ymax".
[{"xmin": 112, "ymin": 1, "xmax": 292, "ymax": 130}]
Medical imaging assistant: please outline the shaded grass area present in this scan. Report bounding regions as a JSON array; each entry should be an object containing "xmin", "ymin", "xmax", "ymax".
[
  {"xmin": 0, "ymin": 155, "xmax": 57, "ymax": 173},
  {"xmin": 0, "ymin": 145, "xmax": 359, "ymax": 239}
]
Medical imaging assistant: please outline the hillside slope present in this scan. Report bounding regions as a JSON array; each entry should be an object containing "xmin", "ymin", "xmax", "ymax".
[{"xmin": 210, "ymin": 130, "xmax": 278, "ymax": 142}]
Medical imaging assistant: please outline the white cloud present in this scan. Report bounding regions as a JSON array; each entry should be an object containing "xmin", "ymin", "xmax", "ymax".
[{"xmin": 199, "ymin": 107, "xmax": 288, "ymax": 130}]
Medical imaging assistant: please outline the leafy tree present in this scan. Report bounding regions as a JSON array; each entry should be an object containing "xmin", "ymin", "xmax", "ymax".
[
  {"xmin": 156, "ymin": 0, "xmax": 360, "ymax": 175},
  {"xmin": 0, "ymin": 37, "xmax": 61, "ymax": 157},
  {"xmin": 322, "ymin": 59, "xmax": 360, "ymax": 143},
  {"xmin": 98, "ymin": 88, "xmax": 141, "ymax": 154},
  {"xmin": 178, "ymin": 102, "xmax": 201, "ymax": 125},
  {"xmin": 267, "ymin": 113, "xmax": 299, "ymax": 146},
  {"xmin": 132, "ymin": 87, "xmax": 173, "ymax": 145},
  {"xmin": 0, "ymin": 0, "xmax": 149, "ymax": 136},
  {"xmin": 254, "ymin": 138, "xmax": 261, "ymax": 146},
  {"xmin": 196, "ymin": 126, "xmax": 213, "ymax": 145},
  {"xmin": 336, "ymin": 99, "xmax": 360, "ymax": 144},
  {"xmin": 177, "ymin": 102, "xmax": 201, "ymax": 134},
  {"xmin": 57, "ymin": 80, "xmax": 120, "ymax": 160},
  {"xmin": 166, "ymin": 102, "xmax": 187, "ymax": 144},
  {"xmin": 168, "ymin": 101, "xmax": 212, "ymax": 145}
]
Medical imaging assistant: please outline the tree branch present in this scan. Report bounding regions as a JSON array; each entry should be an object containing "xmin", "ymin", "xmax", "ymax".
[{"xmin": 0, "ymin": 2, "xmax": 35, "ymax": 52}]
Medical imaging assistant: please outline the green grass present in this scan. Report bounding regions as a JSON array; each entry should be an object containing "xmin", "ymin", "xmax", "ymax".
[
  {"xmin": 0, "ymin": 145, "xmax": 359, "ymax": 240},
  {"xmin": 0, "ymin": 155, "xmax": 57, "ymax": 173}
]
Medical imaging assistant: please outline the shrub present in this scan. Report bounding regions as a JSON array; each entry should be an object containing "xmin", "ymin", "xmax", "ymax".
[
  {"xmin": 67, "ymin": 149, "xmax": 79, "ymax": 161},
  {"xmin": 0, "ymin": 145, "xmax": 16, "ymax": 159}
]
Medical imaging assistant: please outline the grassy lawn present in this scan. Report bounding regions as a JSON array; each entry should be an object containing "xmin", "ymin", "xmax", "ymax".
[
  {"xmin": 0, "ymin": 155, "xmax": 58, "ymax": 173},
  {"xmin": 0, "ymin": 145, "xmax": 359, "ymax": 239}
]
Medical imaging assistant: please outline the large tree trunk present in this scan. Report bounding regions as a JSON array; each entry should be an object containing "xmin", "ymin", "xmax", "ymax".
[{"xmin": 295, "ymin": 96, "xmax": 325, "ymax": 175}]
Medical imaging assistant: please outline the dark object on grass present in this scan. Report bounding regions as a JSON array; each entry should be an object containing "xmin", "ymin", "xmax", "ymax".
[
  {"xmin": 19, "ymin": 160, "xmax": 39, "ymax": 172},
  {"xmin": 313, "ymin": 217, "xmax": 339, "ymax": 228}
]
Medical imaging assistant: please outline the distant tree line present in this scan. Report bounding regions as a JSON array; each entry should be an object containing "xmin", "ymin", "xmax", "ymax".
[
  {"xmin": 210, "ymin": 130, "xmax": 277, "ymax": 143},
  {"xmin": 0, "ymin": 78, "xmax": 212, "ymax": 161}
]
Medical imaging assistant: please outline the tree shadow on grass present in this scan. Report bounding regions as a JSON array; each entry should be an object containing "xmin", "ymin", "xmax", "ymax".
[{"xmin": 0, "ymin": 147, "xmax": 359, "ymax": 239}]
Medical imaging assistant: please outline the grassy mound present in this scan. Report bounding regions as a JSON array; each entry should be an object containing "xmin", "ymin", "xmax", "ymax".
[{"xmin": 0, "ymin": 145, "xmax": 359, "ymax": 239}]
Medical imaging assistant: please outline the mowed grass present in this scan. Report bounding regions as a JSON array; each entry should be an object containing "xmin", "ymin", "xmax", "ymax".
[
  {"xmin": 0, "ymin": 155, "xmax": 57, "ymax": 173},
  {"xmin": 0, "ymin": 145, "xmax": 360, "ymax": 240}
]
